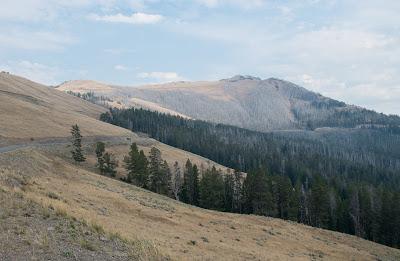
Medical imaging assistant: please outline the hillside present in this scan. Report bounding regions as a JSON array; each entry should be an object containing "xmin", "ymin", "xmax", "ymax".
[
  {"xmin": 1, "ymin": 146, "xmax": 400, "ymax": 260},
  {"xmin": 56, "ymin": 75, "xmax": 400, "ymax": 132},
  {"xmin": 2, "ymin": 74, "xmax": 400, "ymax": 259},
  {"xmin": 0, "ymin": 72, "xmax": 131, "ymax": 142},
  {"xmin": 0, "ymin": 72, "xmax": 229, "ymax": 171}
]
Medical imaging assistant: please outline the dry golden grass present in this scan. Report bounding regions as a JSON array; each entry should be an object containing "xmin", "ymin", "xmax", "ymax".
[
  {"xmin": 130, "ymin": 98, "xmax": 191, "ymax": 118},
  {"xmin": 1, "ymin": 148, "xmax": 399, "ymax": 261},
  {"xmin": 56, "ymin": 80, "xmax": 115, "ymax": 94},
  {"xmin": 2, "ymin": 73, "xmax": 400, "ymax": 260},
  {"xmin": 57, "ymin": 79, "xmax": 238, "ymax": 105},
  {"xmin": 0, "ymin": 182, "xmax": 167, "ymax": 261},
  {"xmin": 0, "ymin": 73, "xmax": 130, "ymax": 139}
]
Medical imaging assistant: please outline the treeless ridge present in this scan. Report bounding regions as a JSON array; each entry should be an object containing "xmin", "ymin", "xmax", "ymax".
[{"xmin": 0, "ymin": 72, "xmax": 130, "ymax": 139}]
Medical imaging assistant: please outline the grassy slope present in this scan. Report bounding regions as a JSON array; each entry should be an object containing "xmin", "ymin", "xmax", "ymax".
[
  {"xmin": 1, "ymin": 148, "xmax": 399, "ymax": 261},
  {"xmin": 1, "ymin": 73, "xmax": 400, "ymax": 260},
  {"xmin": 0, "ymin": 188, "xmax": 166, "ymax": 261},
  {"xmin": 0, "ymin": 72, "xmax": 131, "ymax": 140}
]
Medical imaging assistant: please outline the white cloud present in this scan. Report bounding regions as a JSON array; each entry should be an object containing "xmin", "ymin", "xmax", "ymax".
[
  {"xmin": 297, "ymin": 72, "xmax": 400, "ymax": 115},
  {"xmin": 0, "ymin": 0, "xmax": 399, "ymax": 115},
  {"xmin": 196, "ymin": 0, "xmax": 265, "ymax": 9},
  {"xmin": 137, "ymin": 72, "xmax": 183, "ymax": 82},
  {"xmin": 0, "ymin": 28, "xmax": 76, "ymax": 50},
  {"xmin": 0, "ymin": 0, "xmax": 94, "ymax": 21},
  {"xmin": 114, "ymin": 64, "xmax": 129, "ymax": 71},
  {"xmin": 88, "ymin": 12, "xmax": 163, "ymax": 24},
  {"xmin": 0, "ymin": 60, "xmax": 60, "ymax": 85},
  {"xmin": 169, "ymin": 1, "xmax": 400, "ymax": 115},
  {"xmin": 104, "ymin": 48, "xmax": 137, "ymax": 55}
]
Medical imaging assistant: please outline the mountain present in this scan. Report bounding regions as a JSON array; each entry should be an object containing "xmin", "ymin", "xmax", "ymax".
[
  {"xmin": 3, "ymin": 73, "xmax": 400, "ymax": 260},
  {"xmin": 0, "ymin": 72, "xmax": 129, "ymax": 141},
  {"xmin": 0, "ymin": 72, "xmax": 228, "ymax": 170},
  {"xmin": 57, "ymin": 75, "xmax": 400, "ymax": 133}
]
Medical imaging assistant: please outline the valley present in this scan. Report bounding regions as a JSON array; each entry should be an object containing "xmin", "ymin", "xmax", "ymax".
[{"xmin": 1, "ymin": 72, "xmax": 400, "ymax": 260}]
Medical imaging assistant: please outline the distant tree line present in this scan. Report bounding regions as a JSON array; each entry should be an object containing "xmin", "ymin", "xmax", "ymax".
[
  {"xmin": 66, "ymin": 91, "xmax": 113, "ymax": 106},
  {"xmin": 99, "ymin": 108, "xmax": 400, "ymax": 248},
  {"xmin": 304, "ymin": 107, "xmax": 400, "ymax": 133}
]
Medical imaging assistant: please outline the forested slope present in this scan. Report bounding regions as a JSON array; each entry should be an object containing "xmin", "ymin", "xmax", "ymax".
[{"xmin": 101, "ymin": 108, "xmax": 400, "ymax": 248}]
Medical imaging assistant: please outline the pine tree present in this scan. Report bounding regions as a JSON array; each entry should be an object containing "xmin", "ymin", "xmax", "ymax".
[
  {"xmin": 148, "ymin": 147, "xmax": 168, "ymax": 194},
  {"xmin": 242, "ymin": 169, "xmax": 275, "ymax": 216},
  {"xmin": 124, "ymin": 143, "xmax": 139, "ymax": 183},
  {"xmin": 95, "ymin": 141, "xmax": 106, "ymax": 174},
  {"xmin": 70, "ymin": 124, "xmax": 85, "ymax": 162},
  {"xmin": 379, "ymin": 189, "xmax": 393, "ymax": 245},
  {"xmin": 192, "ymin": 164, "xmax": 200, "ymax": 206},
  {"xmin": 298, "ymin": 182, "xmax": 310, "ymax": 224},
  {"xmin": 136, "ymin": 150, "xmax": 149, "ymax": 188},
  {"xmin": 124, "ymin": 143, "xmax": 149, "ymax": 187},
  {"xmin": 223, "ymin": 171, "xmax": 234, "ymax": 212},
  {"xmin": 288, "ymin": 182, "xmax": 300, "ymax": 221},
  {"xmin": 172, "ymin": 161, "xmax": 182, "ymax": 200},
  {"xmin": 180, "ymin": 159, "xmax": 199, "ymax": 205},
  {"xmin": 199, "ymin": 166, "xmax": 224, "ymax": 210},
  {"xmin": 349, "ymin": 188, "xmax": 364, "ymax": 237},
  {"xmin": 310, "ymin": 175, "xmax": 330, "ymax": 228},
  {"xmin": 274, "ymin": 175, "xmax": 294, "ymax": 220},
  {"xmin": 232, "ymin": 169, "xmax": 243, "ymax": 213},
  {"xmin": 180, "ymin": 159, "xmax": 192, "ymax": 203},
  {"xmin": 161, "ymin": 160, "xmax": 173, "ymax": 197}
]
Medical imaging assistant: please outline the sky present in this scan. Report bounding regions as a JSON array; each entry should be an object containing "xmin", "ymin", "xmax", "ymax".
[{"xmin": 0, "ymin": 0, "xmax": 399, "ymax": 115}]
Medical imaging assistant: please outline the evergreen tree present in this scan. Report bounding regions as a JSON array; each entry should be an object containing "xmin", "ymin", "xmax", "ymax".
[
  {"xmin": 136, "ymin": 150, "xmax": 149, "ymax": 188},
  {"xmin": 124, "ymin": 143, "xmax": 139, "ymax": 183},
  {"xmin": 161, "ymin": 160, "xmax": 173, "ymax": 197},
  {"xmin": 288, "ymin": 182, "xmax": 300, "ymax": 221},
  {"xmin": 274, "ymin": 175, "xmax": 295, "ymax": 220},
  {"xmin": 172, "ymin": 161, "xmax": 182, "ymax": 200},
  {"xmin": 181, "ymin": 159, "xmax": 199, "ymax": 205},
  {"xmin": 232, "ymin": 169, "xmax": 243, "ymax": 213},
  {"xmin": 70, "ymin": 124, "xmax": 85, "ymax": 162},
  {"xmin": 124, "ymin": 143, "xmax": 149, "ymax": 187},
  {"xmin": 148, "ymin": 147, "xmax": 170, "ymax": 195},
  {"xmin": 298, "ymin": 182, "xmax": 310, "ymax": 225},
  {"xmin": 310, "ymin": 176, "xmax": 330, "ymax": 228},
  {"xmin": 223, "ymin": 171, "xmax": 234, "ymax": 212},
  {"xmin": 349, "ymin": 189, "xmax": 362, "ymax": 237},
  {"xmin": 199, "ymin": 166, "xmax": 224, "ymax": 210},
  {"xmin": 180, "ymin": 159, "xmax": 192, "ymax": 203},
  {"xmin": 242, "ymin": 170, "xmax": 275, "ymax": 216},
  {"xmin": 391, "ymin": 192, "xmax": 400, "ymax": 247},
  {"xmin": 192, "ymin": 164, "xmax": 200, "ymax": 206}
]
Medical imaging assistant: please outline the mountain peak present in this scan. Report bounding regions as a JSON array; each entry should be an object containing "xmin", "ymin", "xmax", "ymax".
[{"xmin": 222, "ymin": 75, "xmax": 261, "ymax": 82}]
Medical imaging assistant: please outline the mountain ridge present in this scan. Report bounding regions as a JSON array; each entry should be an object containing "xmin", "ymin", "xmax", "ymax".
[
  {"xmin": 2, "ymin": 72, "xmax": 400, "ymax": 259},
  {"xmin": 57, "ymin": 75, "xmax": 400, "ymax": 133}
]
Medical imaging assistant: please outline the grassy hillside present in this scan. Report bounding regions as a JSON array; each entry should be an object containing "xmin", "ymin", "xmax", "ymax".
[
  {"xmin": 0, "ymin": 188, "xmax": 165, "ymax": 260},
  {"xmin": 1, "ymin": 147, "xmax": 399, "ymax": 260},
  {"xmin": 1, "ymin": 73, "xmax": 400, "ymax": 260},
  {"xmin": 0, "ymin": 72, "xmax": 131, "ymax": 140}
]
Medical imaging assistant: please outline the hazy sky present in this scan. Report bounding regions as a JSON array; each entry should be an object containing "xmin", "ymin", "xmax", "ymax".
[{"xmin": 0, "ymin": 0, "xmax": 399, "ymax": 115}]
